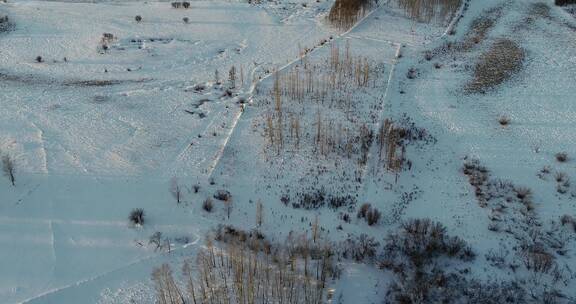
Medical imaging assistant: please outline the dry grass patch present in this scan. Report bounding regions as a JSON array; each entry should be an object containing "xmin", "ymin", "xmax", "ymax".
[{"xmin": 465, "ymin": 38, "xmax": 525, "ymax": 94}]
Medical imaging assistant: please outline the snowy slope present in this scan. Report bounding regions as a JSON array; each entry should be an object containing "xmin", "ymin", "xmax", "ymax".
[{"xmin": 1, "ymin": 0, "xmax": 576, "ymax": 303}]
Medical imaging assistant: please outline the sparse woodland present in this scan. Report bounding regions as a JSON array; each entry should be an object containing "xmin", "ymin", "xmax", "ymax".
[{"xmin": 152, "ymin": 227, "xmax": 339, "ymax": 304}]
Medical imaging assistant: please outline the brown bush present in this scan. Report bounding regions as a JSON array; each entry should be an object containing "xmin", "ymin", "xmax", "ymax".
[{"xmin": 555, "ymin": 152, "xmax": 568, "ymax": 162}]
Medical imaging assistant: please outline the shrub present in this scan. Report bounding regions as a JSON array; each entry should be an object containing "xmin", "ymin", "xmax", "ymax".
[
  {"xmin": 202, "ymin": 198, "xmax": 213, "ymax": 212},
  {"xmin": 341, "ymin": 213, "xmax": 351, "ymax": 223},
  {"xmin": 183, "ymin": 17, "xmax": 189, "ymax": 24},
  {"xmin": 407, "ymin": 67, "xmax": 417, "ymax": 79},
  {"xmin": 555, "ymin": 172, "xmax": 567, "ymax": 182},
  {"xmin": 213, "ymin": 189, "xmax": 231, "ymax": 201},
  {"xmin": 357, "ymin": 203, "xmax": 380, "ymax": 225},
  {"xmin": 357, "ymin": 203, "xmax": 371, "ymax": 218},
  {"xmin": 135, "ymin": 15, "xmax": 142, "ymax": 23},
  {"xmin": 366, "ymin": 208, "xmax": 381, "ymax": 226},
  {"xmin": 514, "ymin": 186, "xmax": 532, "ymax": 201},
  {"xmin": 555, "ymin": 152, "xmax": 568, "ymax": 162},
  {"xmin": 35, "ymin": 56, "xmax": 43, "ymax": 63},
  {"xmin": 498, "ymin": 115, "xmax": 510, "ymax": 126},
  {"xmin": 555, "ymin": 0, "xmax": 576, "ymax": 6},
  {"xmin": 183, "ymin": 1, "xmax": 190, "ymax": 8},
  {"xmin": 2, "ymin": 154, "xmax": 15, "ymax": 186},
  {"xmin": 560, "ymin": 215, "xmax": 576, "ymax": 232},
  {"xmin": 129, "ymin": 208, "xmax": 145, "ymax": 225},
  {"xmin": 381, "ymin": 219, "xmax": 475, "ymax": 303}
]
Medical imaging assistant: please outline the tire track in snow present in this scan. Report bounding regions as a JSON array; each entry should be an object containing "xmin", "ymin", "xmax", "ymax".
[
  {"xmin": 28, "ymin": 121, "xmax": 49, "ymax": 174},
  {"xmin": 20, "ymin": 230, "xmax": 202, "ymax": 304}
]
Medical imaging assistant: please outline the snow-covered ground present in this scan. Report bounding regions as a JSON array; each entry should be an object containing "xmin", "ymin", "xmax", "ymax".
[{"xmin": 1, "ymin": 0, "xmax": 576, "ymax": 303}]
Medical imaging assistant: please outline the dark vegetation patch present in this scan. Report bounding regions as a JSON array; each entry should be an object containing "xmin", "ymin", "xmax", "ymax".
[
  {"xmin": 555, "ymin": 0, "xmax": 576, "ymax": 6},
  {"xmin": 381, "ymin": 219, "xmax": 476, "ymax": 303},
  {"xmin": 286, "ymin": 187, "xmax": 357, "ymax": 210},
  {"xmin": 0, "ymin": 15, "xmax": 14, "ymax": 33},
  {"xmin": 427, "ymin": 5, "xmax": 504, "ymax": 58},
  {"xmin": 64, "ymin": 78, "xmax": 151, "ymax": 87},
  {"xmin": 465, "ymin": 38, "xmax": 525, "ymax": 94}
]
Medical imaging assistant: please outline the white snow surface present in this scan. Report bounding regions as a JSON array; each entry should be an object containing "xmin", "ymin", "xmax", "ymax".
[{"xmin": 1, "ymin": 0, "xmax": 576, "ymax": 303}]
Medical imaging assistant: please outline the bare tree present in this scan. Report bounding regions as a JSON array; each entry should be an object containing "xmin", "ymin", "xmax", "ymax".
[
  {"xmin": 170, "ymin": 177, "xmax": 182, "ymax": 204},
  {"xmin": 256, "ymin": 200, "xmax": 263, "ymax": 227},
  {"xmin": 152, "ymin": 264, "xmax": 185, "ymax": 304},
  {"xmin": 312, "ymin": 215, "xmax": 319, "ymax": 243},
  {"xmin": 182, "ymin": 260, "xmax": 198, "ymax": 304},
  {"xmin": 224, "ymin": 197, "xmax": 233, "ymax": 219},
  {"xmin": 2, "ymin": 154, "xmax": 15, "ymax": 186},
  {"xmin": 149, "ymin": 231, "xmax": 163, "ymax": 251}
]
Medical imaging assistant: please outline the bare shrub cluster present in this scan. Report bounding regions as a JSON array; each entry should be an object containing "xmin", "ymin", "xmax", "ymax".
[
  {"xmin": 0, "ymin": 15, "xmax": 14, "ymax": 33},
  {"xmin": 462, "ymin": 159, "xmax": 574, "ymax": 300},
  {"xmin": 356, "ymin": 203, "xmax": 381, "ymax": 226},
  {"xmin": 328, "ymin": 0, "xmax": 372, "ymax": 30},
  {"xmin": 555, "ymin": 0, "xmax": 576, "ymax": 6},
  {"xmin": 171, "ymin": 1, "xmax": 190, "ymax": 9},
  {"xmin": 289, "ymin": 188, "xmax": 357, "ymax": 210},
  {"xmin": 380, "ymin": 219, "xmax": 475, "ymax": 303},
  {"xmin": 463, "ymin": 159, "xmax": 534, "ymax": 214},
  {"xmin": 338, "ymin": 233, "xmax": 379, "ymax": 261},
  {"xmin": 393, "ymin": 0, "xmax": 461, "ymax": 24}
]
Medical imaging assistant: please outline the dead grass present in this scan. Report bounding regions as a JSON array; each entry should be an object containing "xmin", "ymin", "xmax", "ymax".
[{"xmin": 465, "ymin": 38, "xmax": 525, "ymax": 94}]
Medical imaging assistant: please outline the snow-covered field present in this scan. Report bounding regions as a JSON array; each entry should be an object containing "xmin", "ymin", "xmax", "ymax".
[{"xmin": 1, "ymin": 0, "xmax": 576, "ymax": 303}]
